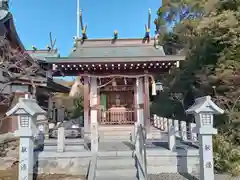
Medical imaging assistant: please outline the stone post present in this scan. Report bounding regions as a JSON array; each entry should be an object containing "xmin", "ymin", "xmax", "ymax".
[
  {"xmin": 190, "ymin": 123, "xmax": 197, "ymax": 142},
  {"xmin": 57, "ymin": 127, "xmax": 65, "ymax": 152},
  {"xmin": 167, "ymin": 119, "xmax": 176, "ymax": 151},
  {"xmin": 180, "ymin": 121, "xmax": 187, "ymax": 141},
  {"xmin": 6, "ymin": 95, "xmax": 46, "ymax": 180},
  {"xmin": 186, "ymin": 96, "xmax": 224, "ymax": 180},
  {"xmin": 174, "ymin": 120, "xmax": 180, "ymax": 138},
  {"xmin": 153, "ymin": 114, "xmax": 157, "ymax": 127},
  {"xmin": 163, "ymin": 117, "xmax": 168, "ymax": 132},
  {"xmin": 90, "ymin": 77, "xmax": 98, "ymax": 152}
]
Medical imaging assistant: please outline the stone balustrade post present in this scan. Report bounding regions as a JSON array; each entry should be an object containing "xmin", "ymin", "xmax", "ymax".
[
  {"xmin": 190, "ymin": 123, "xmax": 197, "ymax": 142},
  {"xmin": 174, "ymin": 120, "xmax": 180, "ymax": 138},
  {"xmin": 163, "ymin": 117, "xmax": 168, "ymax": 131},
  {"xmin": 180, "ymin": 121, "xmax": 187, "ymax": 141},
  {"xmin": 167, "ymin": 119, "xmax": 176, "ymax": 151}
]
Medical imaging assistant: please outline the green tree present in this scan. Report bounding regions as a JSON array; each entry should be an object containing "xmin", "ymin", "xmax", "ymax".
[{"xmin": 155, "ymin": 0, "xmax": 240, "ymax": 175}]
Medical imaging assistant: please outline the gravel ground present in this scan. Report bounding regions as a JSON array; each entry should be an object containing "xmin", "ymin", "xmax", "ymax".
[
  {"xmin": 0, "ymin": 165, "xmax": 85, "ymax": 180},
  {"xmin": 148, "ymin": 173, "xmax": 240, "ymax": 180}
]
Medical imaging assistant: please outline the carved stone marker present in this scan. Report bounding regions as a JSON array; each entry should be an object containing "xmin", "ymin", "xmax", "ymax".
[
  {"xmin": 57, "ymin": 127, "xmax": 65, "ymax": 152},
  {"xmin": 186, "ymin": 96, "xmax": 224, "ymax": 180},
  {"xmin": 6, "ymin": 94, "xmax": 46, "ymax": 180}
]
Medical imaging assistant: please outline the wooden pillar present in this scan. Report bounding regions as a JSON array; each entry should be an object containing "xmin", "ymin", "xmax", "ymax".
[
  {"xmin": 83, "ymin": 76, "xmax": 90, "ymax": 136},
  {"xmin": 136, "ymin": 78, "xmax": 144, "ymax": 125},
  {"xmin": 134, "ymin": 81, "xmax": 137, "ymax": 122},
  {"xmin": 97, "ymin": 88, "xmax": 101, "ymax": 124},
  {"xmin": 144, "ymin": 74, "xmax": 151, "ymax": 134}
]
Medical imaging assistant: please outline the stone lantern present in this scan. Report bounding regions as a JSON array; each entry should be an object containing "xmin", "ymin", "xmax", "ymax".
[
  {"xmin": 186, "ymin": 96, "xmax": 224, "ymax": 180},
  {"xmin": 6, "ymin": 94, "xmax": 46, "ymax": 180}
]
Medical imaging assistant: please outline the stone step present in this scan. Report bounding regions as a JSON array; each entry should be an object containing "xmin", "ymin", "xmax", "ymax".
[
  {"xmin": 99, "ymin": 126, "xmax": 133, "ymax": 131},
  {"xmin": 96, "ymin": 176, "xmax": 137, "ymax": 180},
  {"xmin": 43, "ymin": 139, "xmax": 86, "ymax": 151},
  {"xmin": 99, "ymin": 135, "xmax": 130, "ymax": 141},
  {"xmin": 98, "ymin": 150, "xmax": 133, "ymax": 157},
  {"xmin": 147, "ymin": 164, "xmax": 199, "ymax": 174},
  {"xmin": 37, "ymin": 150, "xmax": 91, "ymax": 158},
  {"xmin": 44, "ymin": 138, "xmax": 84, "ymax": 145},
  {"xmin": 147, "ymin": 156, "xmax": 199, "ymax": 166},
  {"xmin": 148, "ymin": 165, "xmax": 178, "ymax": 173},
  {"xmin": 97, "ymin": 156, "xmax": 135, "ymax": 169},
  {"xmin": 96, "ymin": 169, "xmax": 137, "ymax": 178},
  {"xmin": 43, "ymin": 145, "xmax": 85, "ymax": 151},
  {"xmin": 99, "ymin": 131, "xmax": 132, "ymax": 135}
]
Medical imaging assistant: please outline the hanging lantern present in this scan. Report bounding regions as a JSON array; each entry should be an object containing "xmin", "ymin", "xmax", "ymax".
[
  {"xmin": 156, "ymin": 82, "xmax": 163, "ymax": 92},
  {"xmin": 152, "ymin": 80, "xmax": 156, "ymax": 96},
  {"xmin": 112, "ymin": 78, "xmax": 117, "ymax": 87},
  {"xmin": 124, "ymin": 78, "xmax": 127, "ymax": 85}
]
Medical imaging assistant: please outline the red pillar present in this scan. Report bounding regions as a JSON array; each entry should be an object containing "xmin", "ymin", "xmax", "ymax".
[{"xmin": 144, "ymin": 74, "xmax": 151, "ymax": 133}]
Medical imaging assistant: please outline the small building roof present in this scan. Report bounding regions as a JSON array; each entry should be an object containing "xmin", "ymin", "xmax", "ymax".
[
  {"xmin": 44, "ymin": 38, "xmax": 185, "ymax": 63},
  {"xmin": 11, "ymin": 76, "xmax": 70, "ymax": 93},
  {"xmin": 69, "ymin": 42, "xmax": 166, "ymax": 59},
  {"xmin": 27, "ymin": 49, "xmax": 60, "ymax": 61},
  {"xmin": 186, "ymin": 96, "xmax": 224, "ymax": 114},
  {"xmin": 6, "ymin": 97, "xmax": 46, "ymax": 117}
]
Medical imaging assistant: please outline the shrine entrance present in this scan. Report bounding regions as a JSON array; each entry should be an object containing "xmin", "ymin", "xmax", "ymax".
[{"xmin": 99, "ymin": 78, "xmax": 136, "ymax": 125}]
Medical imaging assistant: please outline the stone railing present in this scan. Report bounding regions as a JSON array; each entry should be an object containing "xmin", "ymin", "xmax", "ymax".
[
  {"xmin": 87, "ymin": 153, "xmax": 97, "ymax": 180},
  {"xmin": 153, "ymin": 115, "xmax": 198, "ymax": 147},
  {"xmin": 132, "ymin": 123, "xmax": 148, "ymax": 180}
]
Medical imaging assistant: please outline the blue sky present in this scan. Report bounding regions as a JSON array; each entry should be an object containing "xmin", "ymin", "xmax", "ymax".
[{"xmin": 10, "ymin": 0, "xmax": 161, "ymax": 56}]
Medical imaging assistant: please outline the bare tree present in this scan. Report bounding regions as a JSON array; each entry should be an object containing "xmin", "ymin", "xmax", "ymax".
[{"xmin": 0, "ymin": 34, "xmax": 41, "ymax": 127}]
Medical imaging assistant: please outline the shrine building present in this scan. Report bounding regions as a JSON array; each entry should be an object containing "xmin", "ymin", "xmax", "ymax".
[
  {"xmin": 37, "ymin": 9, "xmax": 185, "ymax": 135},
  {"xmin": 44, "ymin": 37, "xmax": 184, "ymax": 134}
]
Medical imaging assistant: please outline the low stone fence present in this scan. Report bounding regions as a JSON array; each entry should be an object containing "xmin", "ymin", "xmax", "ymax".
[{"xmin": 153, "ymin": 115, "xmax": 199, "ymax": 146}]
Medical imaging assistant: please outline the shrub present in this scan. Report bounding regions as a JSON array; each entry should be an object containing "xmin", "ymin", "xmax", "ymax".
[{"xmin": 213, "ymin": 134, "xmax": 240, "ymax": 176}]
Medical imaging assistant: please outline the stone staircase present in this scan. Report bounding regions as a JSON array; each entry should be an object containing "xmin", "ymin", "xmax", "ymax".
[
  {"xmin": 34, "ymin": 125, "xmax": 200, "ymax": 179},
  {"xmin": 95, "ymin": 125, "xmax": 138, "ymax": 179}
]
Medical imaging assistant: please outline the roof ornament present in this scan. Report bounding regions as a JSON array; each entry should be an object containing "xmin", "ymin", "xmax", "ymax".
[
  {"xmin": 49, "ymin": 32, "xmax": 57, "ymax": 51},
  {"xmin": 111, "ymin": 30, "xmax": 118, "ymax": 44},
  {"xmin": 32, "ymin": 45, "xmax": 37, "ymax": 51},
  {"xmin": 142, "ymin": 8, "xmax": 151, "ymax": 43},
  {"xmin": 80, "ymin": 10, "xmax": 88, "ymax": 43},
  {"xmin": 46, "ymin": 32, "xmax": 57, "ymax": 52},
  {"xmin": 0, "ymin": 0, "xmax": 9, "ymax": 11}
]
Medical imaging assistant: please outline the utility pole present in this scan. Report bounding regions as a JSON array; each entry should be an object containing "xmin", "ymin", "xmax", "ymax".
[{"xmin": 77, "ymin": 0, "xmax": 80, "ymax": 38}]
